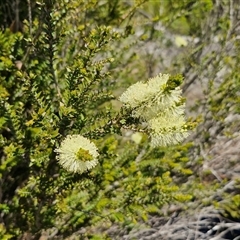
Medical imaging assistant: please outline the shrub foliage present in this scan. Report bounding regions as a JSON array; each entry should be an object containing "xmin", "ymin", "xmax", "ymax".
[
  {"xmin": 0, "ymin": 1, "xmax": 195, "ymax": 238},
  {"xmin": 5, "ymin": 0, "xmax": 240, "ymax": 239}
]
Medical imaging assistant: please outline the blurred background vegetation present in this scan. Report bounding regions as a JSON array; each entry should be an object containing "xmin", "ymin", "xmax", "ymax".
[{"xmin": 0, "ymin": 0, "xmax": 240, "ymax": 239}]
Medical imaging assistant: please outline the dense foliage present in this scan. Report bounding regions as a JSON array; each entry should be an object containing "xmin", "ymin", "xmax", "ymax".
[
  {"xmin": 1, "ymin": 0, "xmax": 240, "ymax": 239},
  {"xmin": 0, "ymin": 1, "xmax": 193, "ymax": 239}
]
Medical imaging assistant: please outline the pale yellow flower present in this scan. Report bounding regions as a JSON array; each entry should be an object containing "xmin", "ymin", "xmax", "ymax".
[
  {"xmin": 131, "ymin": 132, "xmax": 143, "ymax": 144},
  {"xmin": 55, "ymin": 135, "xmax": 99, "ymax": 173},
  {"xmin": 132, "ymin": 89, "xmax": 184, "ymax": 120},
  {"xmin": 119, "ymin": 81, "xmax": 151, "ymax": 108},
  {"xmin": 120, "ymin": 73, "xmax": 189, "ymax": 147},
  {"xmin": 148, "ymin": 115, "xmax": 189, "ymax": 147},
  {"xmin": 119, "ymin": 74, "xmax": 183, "ymax": 120},
  {"xmin": 119, "ymin": 73, "xmax": 170, "ymax": 109},
  {"xmin": 175, "ymin": 35, "xmax": 188, "ymax": 47}
]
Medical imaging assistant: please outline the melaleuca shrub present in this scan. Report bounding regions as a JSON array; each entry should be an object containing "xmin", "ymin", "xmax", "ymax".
[{"xmin": 0, "ymin": 0, "xmax": 192, "ymax": 238}]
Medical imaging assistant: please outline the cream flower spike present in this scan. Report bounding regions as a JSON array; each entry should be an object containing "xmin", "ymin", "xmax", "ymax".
[
  {"xmin": 148, "ymin": 115, "xmax": 189, "ymax": 147},
  {"xmin": 55, "ymin": 135, "xmax": 99, "ymax": 173},
  {"xmin": 119, "ymin": 73, "xmax": 170, "ymax": 109},
  {"xmin": 132, "ymin": 94, "xmax": 184, "ymax": 121},
  {"xmin": 119, "ymin": 73, "xmax": 184, "ymax": 120},
  {"xmin": 120, "ymin": 73, "xmax": 189, "ymax": 147}
]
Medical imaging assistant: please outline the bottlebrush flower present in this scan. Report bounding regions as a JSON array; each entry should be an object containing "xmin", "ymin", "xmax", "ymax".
[
  {"xmin": 119, "ymin": 73, "xmax": 183, "ymax": 120},
  {"xmin": 148, "ymin": 115, "xmax": 189, "ymax": 147},
  {"xmin": 119, "ymin": 73, "xmax": 169, "ymax": 108},
  {"xmin": 119, "ymin": 73, "xmax": 189, "ymax": 147},
  {"xmin": 132, "ymin": 91, "xmax": 184, "ymax": 121},
  {"xmin": 55, "ymin": 135, "xmax": 99, "ymax": 173}
]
